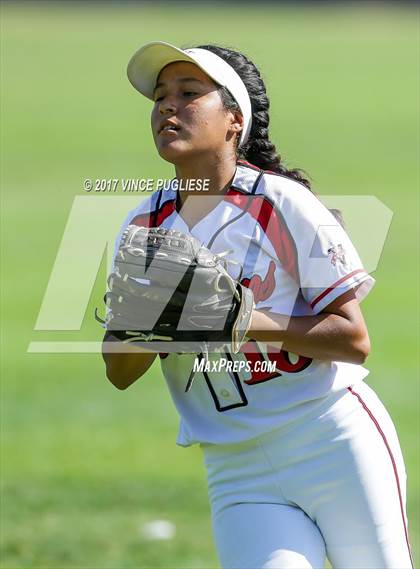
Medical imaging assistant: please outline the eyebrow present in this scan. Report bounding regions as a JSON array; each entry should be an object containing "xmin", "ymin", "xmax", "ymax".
[{"xmin": 153, "ymin": 77, "xmax": 204, "ymax": 96}]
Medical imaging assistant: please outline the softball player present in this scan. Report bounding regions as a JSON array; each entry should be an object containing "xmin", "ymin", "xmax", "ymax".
[{"xmin": 102, "ymin": 41, "xmax": 413, "ymax": 568}]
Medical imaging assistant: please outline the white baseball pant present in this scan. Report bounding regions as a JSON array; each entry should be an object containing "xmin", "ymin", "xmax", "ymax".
[{"xmin": 201, "ymin": 381, "xmax": 413, "ymax": 568}]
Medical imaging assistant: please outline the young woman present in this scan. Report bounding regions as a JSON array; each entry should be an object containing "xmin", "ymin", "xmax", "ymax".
[{"xmin": 102, "ymin": 41, "xmax": 413, "ymax": 568}]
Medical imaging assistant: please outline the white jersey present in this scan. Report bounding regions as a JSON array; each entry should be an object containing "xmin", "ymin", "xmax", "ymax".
[{"xmin": 114, "ymin": 160, "xmax": 375, "ymax": 446}]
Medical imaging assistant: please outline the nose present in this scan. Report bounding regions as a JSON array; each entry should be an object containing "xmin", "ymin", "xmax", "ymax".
[{"xmin": 158, "ymin": 97, "xmax": 177, "ymax": 115}]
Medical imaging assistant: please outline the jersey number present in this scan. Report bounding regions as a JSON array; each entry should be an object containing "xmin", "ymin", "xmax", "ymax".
[
  {"xmin": 203, "ymin": 342, "xmax": 312, "ymax": 412},
  {"xmin": 242, "ymin": 341, "xmax": 313, "ymax": 385}
]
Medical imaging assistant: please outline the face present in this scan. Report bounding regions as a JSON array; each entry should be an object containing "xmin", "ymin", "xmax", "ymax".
[{"xmin": 151, "ymin": 61, "xmax": 243, "ymax": 164}]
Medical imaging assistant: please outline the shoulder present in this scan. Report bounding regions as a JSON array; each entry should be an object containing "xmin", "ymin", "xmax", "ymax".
[
  {"xmin": 236, "ymin": 160, "xmax": 313, "ymax": 204},
  {"xmin": 235, "ymin": 160, "xmax": 334, "ymax": 227},
  {"xmin": 259, "ymin": 170, "xmax": 319, "ymax": 212}
]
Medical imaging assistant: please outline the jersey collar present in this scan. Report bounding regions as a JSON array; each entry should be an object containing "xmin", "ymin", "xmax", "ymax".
[
  {"xmin": 230, "ymin": 160, "xmax": 262, "ymax": 195},
  {"xmin": 168, "ymin": 159, "xmax": 262, "ymax": 213}
]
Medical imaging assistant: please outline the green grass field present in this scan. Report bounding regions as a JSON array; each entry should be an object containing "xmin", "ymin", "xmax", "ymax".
[{"xmin": 1, "ymin": 2, "xmax": 419, "ymax": 567}]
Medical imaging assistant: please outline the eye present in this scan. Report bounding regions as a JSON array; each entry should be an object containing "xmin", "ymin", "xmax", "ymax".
[{"xmin": 183, "ymin": 91, "xmax": 197, "ymax": 97}]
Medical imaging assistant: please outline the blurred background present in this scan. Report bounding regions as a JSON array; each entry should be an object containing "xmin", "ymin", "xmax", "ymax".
[{"xmin": 1, "ymin": 1, "xmax": 419, "ymax": 567}]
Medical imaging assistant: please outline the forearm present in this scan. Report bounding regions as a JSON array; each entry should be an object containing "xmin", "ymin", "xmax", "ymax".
[
  {"xmin": 102, "ymin": 332, "xmax": 157, "ymax": 389},
  {"xmin": 248, "ymin": 309, "xmax": 370, "ymax": 364}
]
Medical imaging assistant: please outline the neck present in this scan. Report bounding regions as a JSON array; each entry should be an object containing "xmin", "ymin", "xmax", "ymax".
[{"xmin": 174, "ymin": 151, "xmax": 237, "ymax": 201}]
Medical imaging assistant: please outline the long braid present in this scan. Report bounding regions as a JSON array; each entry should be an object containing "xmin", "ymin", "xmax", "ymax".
[
  {"xmin": 187, "ymin": 44, "xmax": 345, "ymax": 224},
  {"xmin": 193, "ymin": 44, "xmax": 311, "ymax": 190}
]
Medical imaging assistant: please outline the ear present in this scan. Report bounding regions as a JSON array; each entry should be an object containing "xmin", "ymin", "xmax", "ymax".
[{"xmin": 227, "ymin": 109, "xmax": 244, "ymax": 138}]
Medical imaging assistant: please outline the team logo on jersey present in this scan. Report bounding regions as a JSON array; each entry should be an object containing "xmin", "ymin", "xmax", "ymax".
[
  {"xmin": 241, "ymin": 260, "xmax": 276, "ymax": 303},
  {"xmin": 328, "ymin": 244, "xmax": 347, "ymax": 267}
]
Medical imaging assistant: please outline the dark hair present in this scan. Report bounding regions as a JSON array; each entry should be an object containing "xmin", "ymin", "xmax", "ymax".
[
  {"xmin": 188, "ymin": 44, "xmax": 346, "ymax": 226},
  {"xmin": 192, "ymin": 44, "xmax": 311, "ymax": 190}
]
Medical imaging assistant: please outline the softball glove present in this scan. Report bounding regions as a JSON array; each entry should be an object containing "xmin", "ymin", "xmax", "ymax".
[{"xmin": 97, "ymin": 225, "xmax": 254, "ymax": 355}]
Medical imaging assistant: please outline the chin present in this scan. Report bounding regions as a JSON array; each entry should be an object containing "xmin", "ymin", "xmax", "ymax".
[{"xmin": 157, "ymin": 142, "xmax": 194, "ymax": 165}]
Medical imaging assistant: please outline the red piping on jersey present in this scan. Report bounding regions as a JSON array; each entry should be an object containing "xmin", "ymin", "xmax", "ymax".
[
  {"xmin": 130, "ymin": 198, "xmax": 176, "ymax": 228},
  {"xmin": 225, "ymin": 188, "xmax": 298, "ymax": 281},
  {"xmin": 310, "ymin": 269, "xmax": 366, "ymax": 310},
  {"xmin": 347, "ymin": 387, "xmax": 414, "ymax": 568}
]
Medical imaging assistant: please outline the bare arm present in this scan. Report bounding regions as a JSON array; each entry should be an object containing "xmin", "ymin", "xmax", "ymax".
[
  {"xmin": 102, "ymin": 331, "xmax": 158, "ymax": 390},
  {"xmin": 247, "ymin": 289, "xmax": 371, "ymax": 364}
]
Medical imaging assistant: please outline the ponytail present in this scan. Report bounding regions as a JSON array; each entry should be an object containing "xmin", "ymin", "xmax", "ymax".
[
  {"xmin": 191, "ymin": 44, "xmax": 343, "ymax": 225},
  {"xmin": 194, "ymin": 44, "xmax": 311, "ymax": 189}
]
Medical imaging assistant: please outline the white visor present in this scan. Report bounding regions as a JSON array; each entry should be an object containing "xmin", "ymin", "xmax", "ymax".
[{"xmin": 127, "ymin": 41, "xmax": 252, "ymax": 147}]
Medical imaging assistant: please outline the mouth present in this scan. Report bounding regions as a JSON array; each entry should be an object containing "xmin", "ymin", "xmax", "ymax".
[{"xmin": 158, "ymin": 124, "xmax": 181, "ymax": 135}]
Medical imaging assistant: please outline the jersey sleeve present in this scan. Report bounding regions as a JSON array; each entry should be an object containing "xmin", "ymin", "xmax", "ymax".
[{"xmin": 274, "ymin": 182, "xmax": 375, "ymax": 314}]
